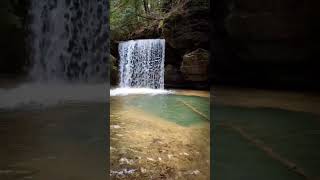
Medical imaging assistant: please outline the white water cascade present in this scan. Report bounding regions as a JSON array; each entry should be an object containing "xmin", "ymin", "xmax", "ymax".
[
  {"xmin": 111, "ymin": 39, "xmax": 171, "ymax": 96},
  {"xmin": 0, "ymin": 0, "xmax": 109, "ymax": 109},
  {"xmin": 29, "ymin": 0, "xmax": 108, "ymax": 82},
  {"xmin": 119, "ymin": 39, "xmax": 165, "ymax": 89}
]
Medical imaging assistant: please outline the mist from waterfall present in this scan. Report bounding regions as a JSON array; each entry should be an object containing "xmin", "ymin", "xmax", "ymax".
[
  {"xmin": 119, "ymin": 39, "xmax": 165, "ymax": 89},
  {"xmin": 29, "ymin": 0, "xmax": 108, "ymax": 82}
]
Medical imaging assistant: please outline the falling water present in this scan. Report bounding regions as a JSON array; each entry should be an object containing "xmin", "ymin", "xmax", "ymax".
[
  {"xmin": 0, "ymin": 0, "xmax": 109, "ymax": 108},
  {"xmin": 29, "ymin": 0, "xmax": 108, "ymax": 82},
  {"xmin": 118, "ymin": 39, "xmax": 165, "ymax": 89}
]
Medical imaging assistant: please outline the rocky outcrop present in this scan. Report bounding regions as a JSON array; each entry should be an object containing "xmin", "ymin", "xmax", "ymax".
[
  {"xmin": 162, "ymin": 0, "xmax": 209, "ymax": 55},
  {"xmin": 180, "ymin": 49, "xmax": 209, "ymax": 82},
  {"xmin": 163, "ymin": 0, "xmax": 210, "ymax": 88}
]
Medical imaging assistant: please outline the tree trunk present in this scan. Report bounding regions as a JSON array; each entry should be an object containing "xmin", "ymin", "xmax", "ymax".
[{"xmin": 142, "ymin": 0, "xmax": 149, "ymax": 15}]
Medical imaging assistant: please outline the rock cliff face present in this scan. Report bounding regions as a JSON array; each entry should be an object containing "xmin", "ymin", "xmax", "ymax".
[
  {"xmin": 162, "ymin": 0, "xmax": 210, "ymax": 88},
  {"xmin": 162, "ymin": 0, "xmax": 209, "ymax": 54},
  {"xmin": 211, "ymin": 0, "xmax": 320, "ymax": 89}
]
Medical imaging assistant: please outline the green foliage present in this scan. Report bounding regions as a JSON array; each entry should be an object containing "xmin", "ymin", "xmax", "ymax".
[{"xmin": 110, "ymin": 0, "xmax": 176, "ymax": 40}]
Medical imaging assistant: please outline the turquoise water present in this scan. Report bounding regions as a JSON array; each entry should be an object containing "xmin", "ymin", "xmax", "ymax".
[
  {"xmin": 213, "ymin": 127, "xmax": 305, "ymax": 180},
  {"xmin": 127, "ymin": 95, "xmax": 210, "ymax": 126},
  {"xmin": 213, "ymin": 105, "xmax": 320, "ymax": 179}
]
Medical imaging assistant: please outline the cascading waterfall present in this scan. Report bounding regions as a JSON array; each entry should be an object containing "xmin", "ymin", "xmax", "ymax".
[
  {"xmin": 29, "ymin": 0, "xmax": 108, "ymax": 82},
  {"xmin": 0, "ymin": 0, "xmax": 109, "ymax": 109},
  {"xmin": 118, "ymin": 39, "xmax": 165, "ymax": 89}
]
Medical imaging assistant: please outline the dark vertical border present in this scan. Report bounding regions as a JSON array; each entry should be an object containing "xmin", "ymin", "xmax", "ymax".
[
  {"xmin": 209, "ymin": 0, "xmax": 214, "ymax": 179},
  {"xmin": 106, "ymin": 0, "xmax": 111, "ymax": 178}
]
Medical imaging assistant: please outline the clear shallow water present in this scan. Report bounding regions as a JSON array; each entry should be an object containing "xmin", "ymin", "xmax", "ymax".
[
  {"xmin": 110, "ymin": 93, "xmax": 210, "ymax": 179},
  {"xmin": 126, "ymin": 94, "xmax": 209, "ymax": 126},
  {"xmin": 213, "ymin": 104, "xmax": 320, "ymax": 180}
]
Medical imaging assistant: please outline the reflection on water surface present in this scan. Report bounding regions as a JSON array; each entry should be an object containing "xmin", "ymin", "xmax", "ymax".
[{"xmin": 0, "ymin": 84, "xmax": 107, "ymax": 180}]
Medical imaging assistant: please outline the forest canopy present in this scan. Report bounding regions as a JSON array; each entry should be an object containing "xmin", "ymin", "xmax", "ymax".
[{"xmin": 110, "ymin": 0, "xmax": 182, "ymax": 40}]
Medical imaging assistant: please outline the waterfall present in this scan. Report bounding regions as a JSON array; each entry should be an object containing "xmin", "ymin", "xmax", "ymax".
[
  {"xmin": 29, "ymin": 0, "xmax": 108, "ymax": 82},
  {"xmin": 118, "ymin": 39, "xmax": 165, "ymax": 89}
]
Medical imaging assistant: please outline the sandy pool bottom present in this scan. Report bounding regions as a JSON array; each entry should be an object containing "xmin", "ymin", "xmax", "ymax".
[{"xmin": 110, "ymin": 97, "xmax": 210, "ymax": 180}]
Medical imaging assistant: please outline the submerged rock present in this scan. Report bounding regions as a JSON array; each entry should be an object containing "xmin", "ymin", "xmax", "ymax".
[
  {"xmin": 140, "ymin": 167, "xmax": 147, "ymax": 173},
  {"xmin": 111, "ymin": 125, "xmax": 121, "ymax": 129},
  {"xmin": 191, "ymin": 170, "xmax": 200, "ymax": 175},
  {"xmin": 146, "ymin": 157, "xmax": 156, "ymax": 162},
  {"xmin": 119, "ymin": 157, "xmax": 134, "ymax": 165},
  {"xmin": 110, "ymin": 168, "xmax": 136, "ymax": 177}
]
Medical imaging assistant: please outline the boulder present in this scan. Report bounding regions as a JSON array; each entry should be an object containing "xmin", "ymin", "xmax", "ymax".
[{"xmin": 180, "ymin": 49, "xmax": 209, "ymax": 82}]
